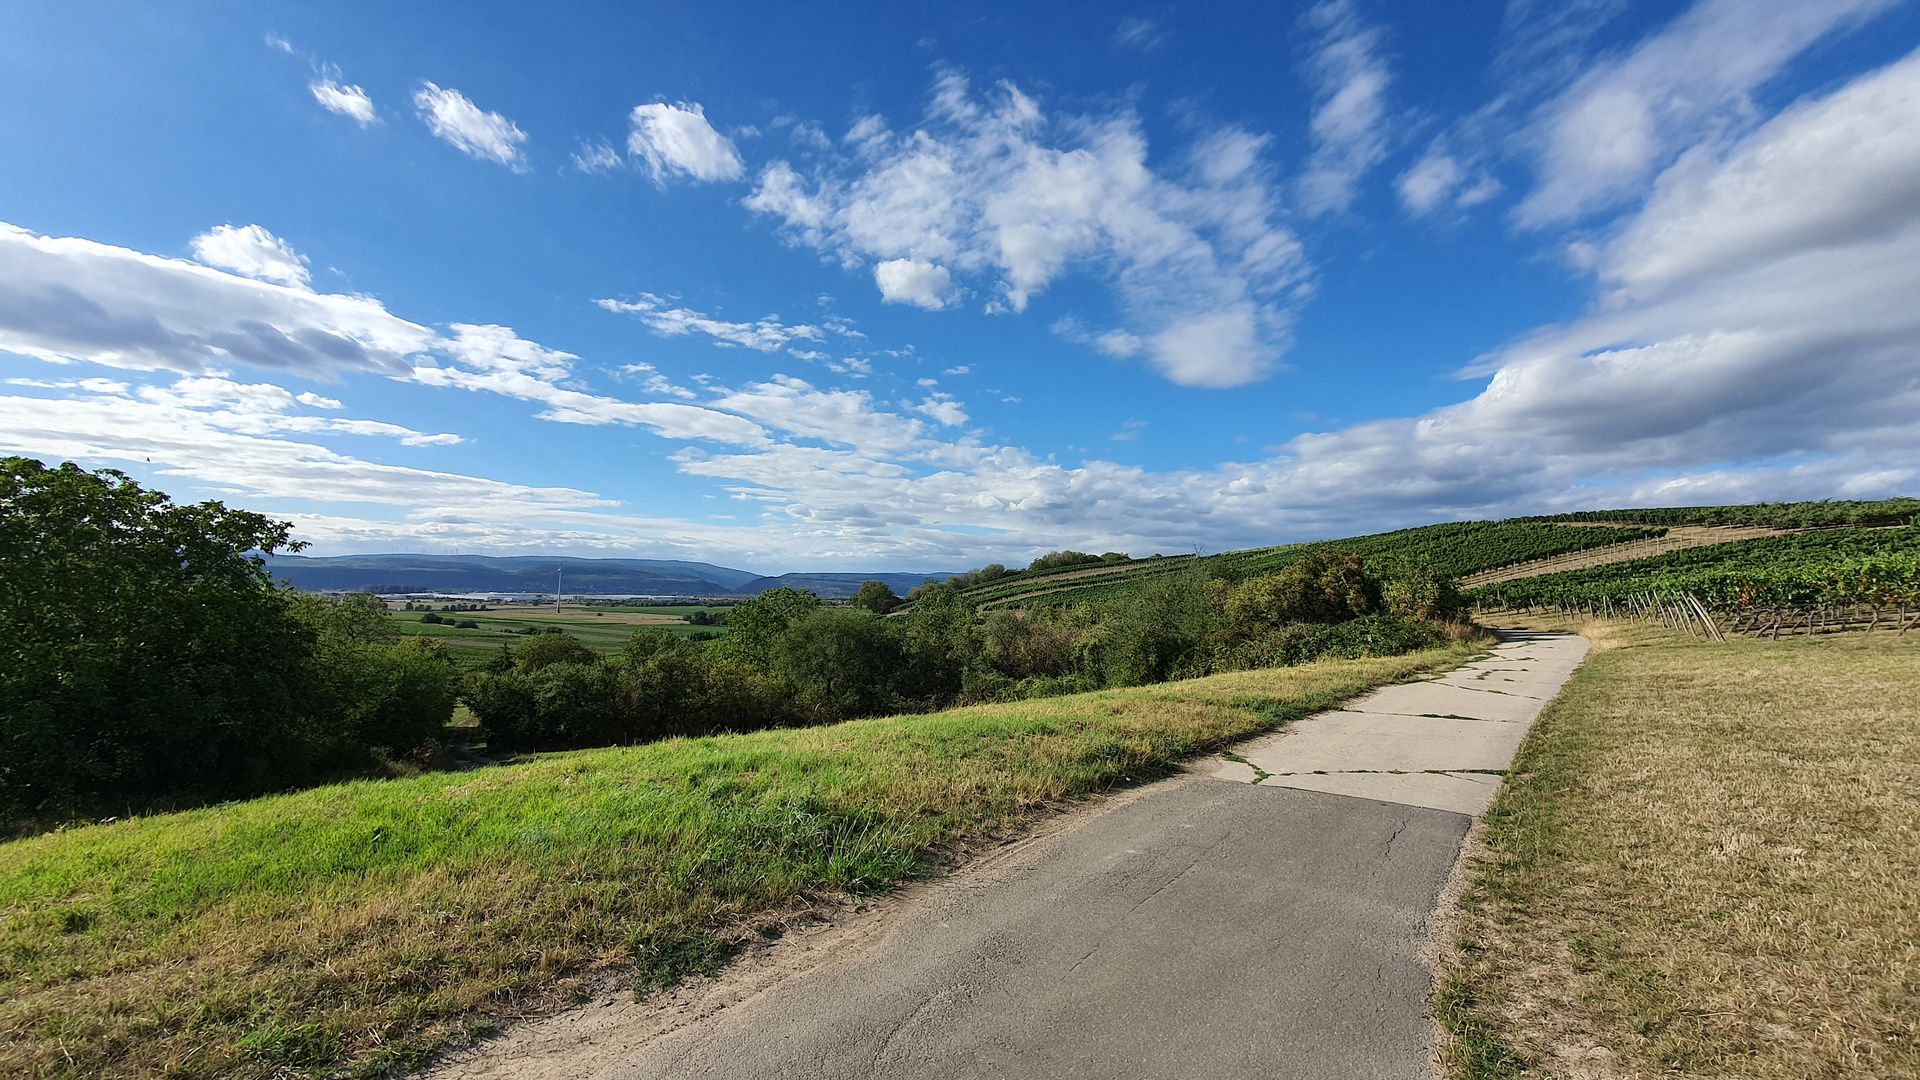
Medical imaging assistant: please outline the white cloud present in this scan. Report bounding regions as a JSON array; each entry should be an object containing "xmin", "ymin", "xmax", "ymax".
[
  {"xmin": 572, "ymin": 141, "xmax": 623, "ymax": 173},
  {"xmin": 595, "ymin": 295, "xmax": 825, "ymax": 351},
  {"xmin": 0, "ymin": 221, "xmax": 434, "ymax": 377},
  {"xmin": 311, "ymin": 79, "xmax": 375, "ymax": 125},
  {"xmin": 744, "ymin": 71, "xmax": 1307, "ymax": 387},
  {"xmin": 1113, "ymin": 17, "xmax": 1165, "ymax": 51},
  {"xmin": 626, "ymin": 102, "xmax": 744, "ymax": 183},
  {"xmin": 1514, "ymin": 0, "xmax": 1898, "ymax": 227},
  {"xmin": 14, "ymin": 53, "xmax": 1918, "ymax": 570},
  {"xmin": 414, "ymin": 82, "xmax": 529, "ymax": 170},
  {"xmin": 944, "ymin": 365, "xmax": 970, "ymax": 375},
  {"xmin": 190, "ymin": 224, "xmax": 311, "ymax": 288},
  {"xmin": 411, "ymin": 323, "xmax": 773, "ymax": 445},
  {"xmin": 873, "ymin": 258, "xmax": 951, "ymax": 309},
  {"xmin": 1295, "ymin": 0, "xmax": 1393, "ymax": 216}
]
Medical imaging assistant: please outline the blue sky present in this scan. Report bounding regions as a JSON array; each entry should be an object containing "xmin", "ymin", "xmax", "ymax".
[{"xmin": 4, "ymin": 0, "xmax": 1919, "ymax": 572}]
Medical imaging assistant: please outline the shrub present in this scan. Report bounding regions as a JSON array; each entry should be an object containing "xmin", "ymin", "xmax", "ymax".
[
  {"xmin": 510, "ymin": 632, "xmax": 597, "ymax": 671},
  {"xmin": 773, "ymin": 608, "xmax": 905, "ymax": 718},
  {"xmin": 1028, "ymin": 550, "xmax": 1103, "ymax": 573}
]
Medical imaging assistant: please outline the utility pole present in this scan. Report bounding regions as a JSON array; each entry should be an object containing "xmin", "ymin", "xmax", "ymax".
[{"xmin": 556, "ymin": 567, "xmax": 563, "ymax": 614}]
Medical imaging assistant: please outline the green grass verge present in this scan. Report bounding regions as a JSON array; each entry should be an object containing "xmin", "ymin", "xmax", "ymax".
[
  {"xmin": 0, "ymin": 643, "xmax": 1475, "ymax": 1079},
  {"xmin": 1434, "ymin": 621, "xmax": 1920, "ymax": 1079}
]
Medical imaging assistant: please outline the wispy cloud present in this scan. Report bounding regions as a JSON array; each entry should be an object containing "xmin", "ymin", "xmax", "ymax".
[
  {"xmin": 311, "ymin": 78, "xmax": 375, "ymax": 125},
  {"xmin": 595, "ymin": 295, "xmax": 826, "ymax": 352},
  {"xmin": 1295, "ymin": 0, "xmax": 1393, "ymax": 216},
  {"xmin": 414, "ymin": 82, "xmax": 529, "ymax": 170},
  {"xmin": 1112, "ymin": 17, "xmax": 1165, "ymax": 51},
  {"xmin": 626, "ymin": 102, "xmax": 744, "ymax": 183},
  {"xmin": 1514, "ymin": 0, "xmax": 1899, "ymax": 227}
]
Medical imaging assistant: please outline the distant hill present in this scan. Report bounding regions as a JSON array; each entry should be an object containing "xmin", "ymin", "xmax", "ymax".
[
  {"xmin": 737, "ymin": 571, "xmax": 950, "ymax": 598},
  {"xmin": 263, "ymin": 554, "xmax": 754, "ymax": 596},
  {"xmin": 263, "ymin": 554, "xmax": 956, "ymax": 599}
]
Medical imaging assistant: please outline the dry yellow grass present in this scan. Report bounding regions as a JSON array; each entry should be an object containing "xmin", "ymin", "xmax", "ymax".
[{"xmin": 1436, "ymin": 617, "xmax": 1920, "ymax": 1079}]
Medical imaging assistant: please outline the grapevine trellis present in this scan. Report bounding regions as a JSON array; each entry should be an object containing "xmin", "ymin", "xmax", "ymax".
[{"xmin": 1472, "ymin": 553, "xmax": 1920, "ymax": 641}]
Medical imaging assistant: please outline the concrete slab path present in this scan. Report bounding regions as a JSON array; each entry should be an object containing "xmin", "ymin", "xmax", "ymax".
[
  {"xmin": 1211, "ymin": 632, "xmax": 1587, "ymax": 815},
  {"xmin": 424, "ymin": 631, "xmax": 1585, "ymax": 1080}
]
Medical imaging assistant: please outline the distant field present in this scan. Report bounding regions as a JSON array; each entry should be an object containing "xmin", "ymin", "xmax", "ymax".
[{"xmin": 389, "ymin": 603, "xmax": 726, "ymax": 668}]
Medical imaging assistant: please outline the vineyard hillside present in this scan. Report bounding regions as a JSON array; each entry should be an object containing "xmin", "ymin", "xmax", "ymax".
[
  {"xmin": 920, "ymin": 498, "xmax": 1920, "ymax": 621},
  {"xmin": 1464, "ymin": 526, "xmax": 1920, "ymax": 614},
  {"xmin": 940, "ymin": 520, "xmax": 1668, "ymax": 613}
]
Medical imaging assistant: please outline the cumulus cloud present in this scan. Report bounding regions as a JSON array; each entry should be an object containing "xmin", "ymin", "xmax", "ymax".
[
  {"xmin": 311, "ymin": 78, "xmax": 375, "ymax": 125},
  {"xmin": 873, "ymin": 258, "xmax": 951, "ymax": 309},
  {"xmin": 190, "ymin": 224, "xmax": 311, "ymax": 288},
  {"xmin": 1514, "ymin": 0, "xmax": 1898, "ymax": 227},
  {"xmin": 414, "ymin": 82, "xmax": 529, "ymax": 170},
  {"xmin": 595, "ymin": 295, "xmax": 826, "ymax": 351},
  {"xmin": 1295, "ymin": 0, "xmax": 1393, "ymax": 216},
  {"xmin": 626, "ymin": 102, "xmax": 745, "ymax": 183},
  {"xmin": 743, "ymin": 71, "xmax": 1307, "ymax": 387}
]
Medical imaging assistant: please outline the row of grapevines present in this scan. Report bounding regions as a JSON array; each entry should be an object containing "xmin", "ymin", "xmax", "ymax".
[
  {"xmin": 1516, "ymin": 496, "xmax": 1920, "ymax": 530},
  {"xmin": 1467, "ymin": 528, "xmax": 1920, "ymax": 610}
]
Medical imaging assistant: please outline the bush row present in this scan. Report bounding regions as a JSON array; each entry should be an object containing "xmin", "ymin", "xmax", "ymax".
[{"xmin": 461, "ymin": 550, "xmax": 1468, "ymax": 748}]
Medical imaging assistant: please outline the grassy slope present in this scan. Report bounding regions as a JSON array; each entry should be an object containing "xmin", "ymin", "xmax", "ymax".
[
  {"xmin": 1435, "ymin": 620, "xmax": 1920, "ymax": 1079},
  {"xmin": 0, "ymin": 644, "xmax": 1476, "ymax": 1080}
]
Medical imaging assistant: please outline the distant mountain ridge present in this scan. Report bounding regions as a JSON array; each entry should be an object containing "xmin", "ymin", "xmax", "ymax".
[{"xmin": 263, "ymin": 554, "xmax": 953, "ymax": 599}]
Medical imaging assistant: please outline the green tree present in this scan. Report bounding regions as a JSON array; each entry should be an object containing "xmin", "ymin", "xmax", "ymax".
[
  {"xmin": 894, "ymin": 582, "xmax": 980, "ymax": 700},
  {"xmin": 289, "ymin": 594, "xmax": 458, "ymax": 765},
  {"xmin": 849, "ymin": 579, "xmax": 902, "ymax": 614},
  {"xmin": 720, "ymin": 587, "xmax": 821, "ymax": 668},
  {"xmin": 772, "ymin": 608, "xmax": 904, "ymax": 717},
  {"xmin": 0, "ymin": 458, "xmax": 310, "ymax": 813}
]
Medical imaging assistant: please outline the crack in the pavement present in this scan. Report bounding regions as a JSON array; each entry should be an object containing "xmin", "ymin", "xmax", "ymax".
[
  {"xmin": 1381, "ymin": 819, "xmax": 1408, "ymax": 861},
  {"xmin": 1218, "ymin": 750, "xmax": 1272, "ymax": 784}
]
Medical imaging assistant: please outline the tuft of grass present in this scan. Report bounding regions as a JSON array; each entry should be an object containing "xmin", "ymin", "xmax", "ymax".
[
  {"xmin": 1435, "ymin": 620, "xmax": 1920, "ymax": 1079},
  {"xmin": 0, "ymin": 644, "xmax": 1473, "ymax": 1079}
]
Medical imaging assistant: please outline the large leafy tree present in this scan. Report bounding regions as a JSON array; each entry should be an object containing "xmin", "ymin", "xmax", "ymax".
[{"xmin": 0, "ymin": 458, "xmax": 312, "ymax": 813}]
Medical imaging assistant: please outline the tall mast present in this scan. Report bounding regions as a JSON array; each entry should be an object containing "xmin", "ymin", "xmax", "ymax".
[{"xmin": 556, "ymin": 567, "xmax": 563, "ymax": 613}]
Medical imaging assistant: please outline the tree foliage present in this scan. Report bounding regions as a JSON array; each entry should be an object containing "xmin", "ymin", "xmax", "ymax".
[
  {"xmin": 849, "ymin": 579, "xmax": 901, "ymax": 615},
  {"xmin": 0, "ymin": 459, "xmax": 458, "ymax": 818}
]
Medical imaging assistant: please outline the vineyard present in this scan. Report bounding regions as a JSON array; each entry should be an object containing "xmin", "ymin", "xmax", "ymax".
[
  {"xmin": 961, "ymin": 521, "xmax": 1666, "ymax": 613},
  {"xmin": 1519, "ymin": 496, "xmax": 1920, "ymax": 529},
  {"xmin": 1467, "ymin": 527, "xmax": 1920, "ymax": 635}
]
